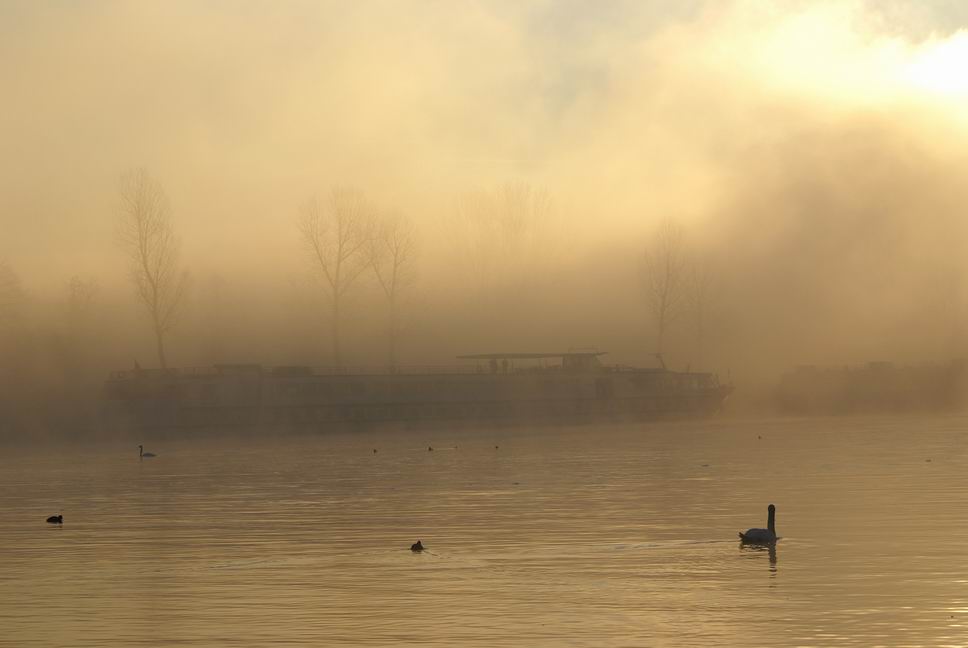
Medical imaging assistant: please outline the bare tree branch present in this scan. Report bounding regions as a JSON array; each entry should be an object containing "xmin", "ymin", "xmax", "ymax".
[
  {"xmin": 117, "ymin": 168, "xmax": 189, "ymax": 368},
  {"xmin": 642, "ymin": 218, "xmax": 686, "ymax": 354},
  {"xmin": 451, "ymin": 181, "xmax": 553, "ymax": 294},
  {"xmin": 298, "ymin": 186, "xmax": 374, "ymax": 367},
  {"xmin": 369, "ymin": 211, "xmax": 417, "ymax": 369}
]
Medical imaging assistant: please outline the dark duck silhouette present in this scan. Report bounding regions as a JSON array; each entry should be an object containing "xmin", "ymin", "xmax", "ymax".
[
  {"xmin": 739, "ymin": 504, "xmax": 777, "ymax": 544},
  {"xmin": 411, "ymin": 540, "xmax": 425, "ymax": 552},
  {"xmin": 139, "ymin": 445, "xmax": 157, "ymax": 458},
  {"xmin": 46, "ymin": 515, "xmax": 63, "ymax": 524}
]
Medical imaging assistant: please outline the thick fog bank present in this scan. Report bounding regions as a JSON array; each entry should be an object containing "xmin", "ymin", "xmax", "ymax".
[{"xmin": 3, "ymin": 1, "xmax": 968, "ymax": 438}]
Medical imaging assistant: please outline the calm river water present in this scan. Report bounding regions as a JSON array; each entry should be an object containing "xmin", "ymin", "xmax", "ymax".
[{"xmin": 4, "ymin": 415, "xmax": 968, "ymax": 646}]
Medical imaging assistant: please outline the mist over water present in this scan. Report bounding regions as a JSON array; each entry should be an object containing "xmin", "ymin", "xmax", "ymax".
[
  {"xmin": 6, "ymin": 417, "xmax": 968, "ymax": 646},
  {"xmin": 4, "ymin": 2, "xmax": 968, "ymax": 438}
]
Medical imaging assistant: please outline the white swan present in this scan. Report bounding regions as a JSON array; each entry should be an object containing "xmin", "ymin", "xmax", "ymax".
[
  {"xmin": 139, "ymin": 445, "xmax": 157, "ymax": 459},
  {"xmin": 739, "ymin": 504, "xmax": 776, "ymax": 544}
]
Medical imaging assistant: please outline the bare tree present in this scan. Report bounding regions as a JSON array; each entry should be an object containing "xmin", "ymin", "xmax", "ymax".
[
  {"xmin": 642, "ymin": 218, "xmax": 687, "ymax": 354},
  {"xmin": 298, "ymin": 187, "xmax": 374, "ymax": 368},
  {"xmin": 451, "ymin": 182, "xmax": 553, "ymax": 292},
  {"xmin": 117, "ymin": 168, "xmax": 189, "ymax": 369},
  {"xmin": 369, "ymin": 212, "xmax": 417, "ymax": 370}
]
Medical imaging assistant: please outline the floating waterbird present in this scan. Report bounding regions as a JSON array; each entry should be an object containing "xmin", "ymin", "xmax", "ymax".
[
  {"xmin": 739, "ymin": 504, "xmax": 777, "ymax": 544},
  {"xmin": 46, "ymin": 515, "xmax": 63, "ymax": 524},
  {"xmin": 411, "ymin": 540, "xmax": 425, "ymax": 552},
  {"xmin": 428, "ymin": 446, "xmax": 433, "ymax": 452},
  {"xmin": 139, "ymin": 445, "xmax": 157, "ymax": 458}
]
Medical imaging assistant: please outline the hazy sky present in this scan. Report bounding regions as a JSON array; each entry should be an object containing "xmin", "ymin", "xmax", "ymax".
[
  {"xmin": 2, "ymin": 1, "xmax": 968, "ymax": 372},
  {"xmin": 3, "ymin": 1, "xmax": 967, "ymax": 280}
]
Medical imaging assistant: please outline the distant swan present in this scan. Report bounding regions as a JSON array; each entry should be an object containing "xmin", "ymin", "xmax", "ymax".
[
  {"xmin": 139, "ymin": 445, "xmax": 157, "ymax": 459},
  {"xmin": 411, "ymin": 540, "xmax": 425, "ymax": 552},
  {"xmin": 739, "ymin": 504, "xmax": 777, "ymax": 544},
  {"xmin": 46, "ymin": 515, "xmax": 63, "ymax": 524}
]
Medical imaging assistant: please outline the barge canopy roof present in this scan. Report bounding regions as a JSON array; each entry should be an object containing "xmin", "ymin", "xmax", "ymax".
[{"xmin": 456, "ymin": 352, "xmax": 607, "ymax": 360}]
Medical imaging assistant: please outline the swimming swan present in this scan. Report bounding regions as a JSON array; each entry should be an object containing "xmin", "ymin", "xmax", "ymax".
[
  {"xmin": 411, "ymin": 540, "xmax": 425, "ymax": 552},
  {"xmin": 739, "ymin": 504, "xmax": 777, "ymax": 544},
  {"xmin": 46, "ymin": 515, "xmax": 63, "ymax": 524},
  {"xmin": 139, "ymin": 445, "xmax": 157, "ymax": 458}
]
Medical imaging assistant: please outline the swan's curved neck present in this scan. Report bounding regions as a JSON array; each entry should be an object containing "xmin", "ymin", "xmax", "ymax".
[{"xmin": 767, "ymin": 508, "xmax": 776, "ymax": 534}]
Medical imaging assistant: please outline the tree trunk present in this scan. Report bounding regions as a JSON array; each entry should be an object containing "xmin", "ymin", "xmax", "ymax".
[
  {"xmin": 388, "ymin": 298, "xmax": 397, "ymax": 372},
  {"xmin": 656, "ymin": 308, "xmax": 666, "ymax": 354},
  {"xmin": 332, "ymin": 297, "xmax": 342, "ymax": 369},
  {"xmin": 695, "ymin": 308, "xmax": 704, "ymax": 371},
  {"xmin": 154, "ymin": 325, "xmax": 168, "ymax": 369}
]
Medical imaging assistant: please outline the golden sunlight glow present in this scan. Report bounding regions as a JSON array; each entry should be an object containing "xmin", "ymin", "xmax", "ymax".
[
  {"xmin": 903, "ymin": 31, "xmax": 968, "ymax": 98},
  {"xmin": 698, "ymin": 4, "xmax": 968, "ymax": 116},
  {"xmin": 721, "ymin": 7, "xmax": 968, "ymax": 134}
]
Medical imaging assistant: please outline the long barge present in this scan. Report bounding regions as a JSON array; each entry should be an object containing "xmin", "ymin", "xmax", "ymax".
[{"xmin": 103, "ymin": 352, "xmax": 732, "ymax": 430}]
